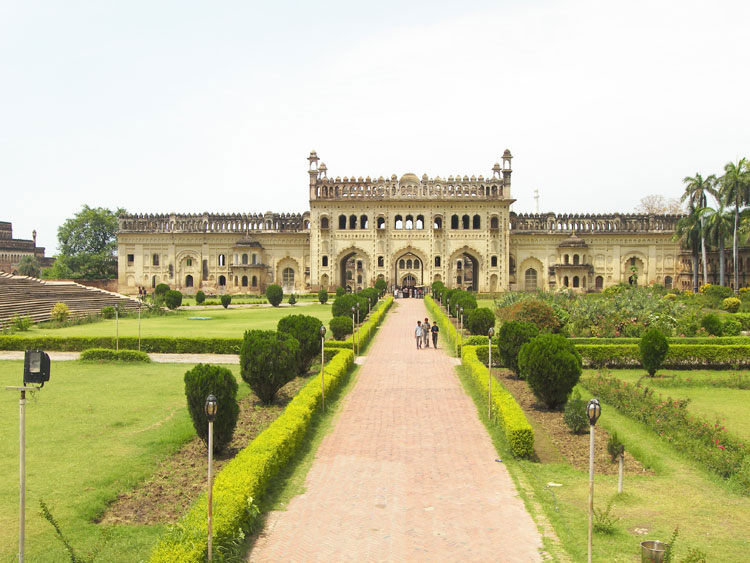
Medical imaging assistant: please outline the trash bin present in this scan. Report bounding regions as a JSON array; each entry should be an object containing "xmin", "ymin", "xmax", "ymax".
[{"xmin": 641, "ymin": 540, "xmax": 668, "ymax": 562}]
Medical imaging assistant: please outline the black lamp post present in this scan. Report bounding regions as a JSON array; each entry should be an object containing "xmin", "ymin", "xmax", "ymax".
[
  {"xmin": 488, "ymin": 327, "xmax": 495, "ymax": 419},
  {"xmin": 205, "ymin": 394, "xmax": 218, "ymax": 561},
  {"xmin": 320, "ymin": 325, "xmax": 327, "ymax": 410},
  {"xmin": 459, "ymin": 306, "xmax": 464, "ymax": 357},
  {"xmin": 586, "ymin": 398, "xmax": 601, "ymax": 563},
  {"xmin": 356, "ymin": 302, "xmax": 361, "ymax": 351},
  {"xmin": 351, "ymin": 306, "xmax": 356, "ymax": 355}
]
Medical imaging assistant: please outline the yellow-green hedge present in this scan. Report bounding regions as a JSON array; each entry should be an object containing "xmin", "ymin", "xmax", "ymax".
[
  {"xmin": 327, "ymin": 296, "xmax": 394, "ymax": 351},
  {"xmin": 461, "ymin": 345, "xmax": 534, "ymax": 459},
  {"xmin": 424, "ymin": 296, "xmax": 459, "ymax": 355},
  {"xmin": 149, "ymin": 349, "xmax": 355, "ymax": 562}
]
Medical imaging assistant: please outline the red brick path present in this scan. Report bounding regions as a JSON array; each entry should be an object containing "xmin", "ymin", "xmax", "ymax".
[{"xmin": 248, "ymin": 299, "xmax": 543, "ymax": 562}]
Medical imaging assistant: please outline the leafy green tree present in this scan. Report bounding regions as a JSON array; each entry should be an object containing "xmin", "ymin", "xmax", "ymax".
[
  {"xmin": 184, "ymin": 364, "xmax": 239, "ymax": 453},
  {"xmin": 16, "ymin": 256, "xmax": 41, "ymax": 277},
  {"xmin": 675, "ymin": 202, "xmax": 702, "ymax": 293},
  {"xmin": 329, "ymin": 316, "xmax": 353, "ymax": 340},
  {"xmin": 639, "ymin": 328, "xmax": 669, "ymax": 377},
  {"xmin": 220, "ymin": 294, "xmax": 232, "ymax": 308},
  {"xmin": 165, "ymin": 290, "xmax": 183, "ymax": 309},
  {"xmin": 277, "ymin": 314, "xmax": 323, "ymax": 375},
  {"xmin": 681, "ymin": 172, "xmax": 716, "ymax": 286},
  {"xmin": 317, "ymin": 288, "xmax": 329, "ymax": 304},
  {"xmin": 266, "ymin": 284, "xmax": 283, "ymax": 307},
  {"xmin": 497, "ymin": 321, "xmax": 539, "ymax": 377},
  {"xmin": 240, "ymin": 330, "xmax": 299, "ymax": 403},
  {"xmin": 44, "ymin": 205, "xmax": 124, "ymax": 279},
  {"xmin": 701, "ymin": 201, "xmax": 733, "ymax": 287},
  {"xmin": 518, "ymin": 334, "xmax": 582, "ymax": 409},
  {"xmin": 466, "ymin": 307, "xmax": 495, "ymax": 336},
  {"xmin": 718, "ymin": 158, "xmax": 750, "ymax": 294},
  {"xmin": 374, "ymin": 278, "xmax": 387, "ymax": 294}
]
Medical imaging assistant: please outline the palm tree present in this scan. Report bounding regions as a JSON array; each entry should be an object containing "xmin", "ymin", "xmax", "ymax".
[
  {"xmin": 700, "ymin": 203, "xmax": 733, "ymax": 287},
  {"xmin": 718, "ymin": 158, "xmax": 750, "ymax": 293},
  {"xmin": 675, "ymin": 202, "xmax": 702, "ymax": 292},
  {"xmin": 681, "ymin": 172, "xmax": 716, "ymax": 286}
]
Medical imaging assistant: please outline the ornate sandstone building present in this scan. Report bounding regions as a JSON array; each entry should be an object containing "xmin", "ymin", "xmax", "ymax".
[{"xmin": 117, "ymin": 151, "xmax": 687, "ymax": 294}]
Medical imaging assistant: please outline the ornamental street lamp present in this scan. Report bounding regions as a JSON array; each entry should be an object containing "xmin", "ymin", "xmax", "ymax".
[
  {"xmin": 459, "ymin": 306, "xmax": 464, "ymax": 357},
  {"xmin": 356, "ymin": 302, "xmax": 361, "ymax": 352},
  {"xmin": 205, "ymin": 395, "xmax": 218, "ymax": 561},
  {"xmin": 320, "ymin": 325, "xmax": 327, "ymax": 410},
  {"xmin": 488, "ymin": 327, "xmax": 495, "ymax": 419},
  {"xmin": 586, "ymin": 398, "xmax": 601, "ymax": 563},
  {"xmin": 351, "ymin": 306, "xmax": 356, "ymax": 355}
]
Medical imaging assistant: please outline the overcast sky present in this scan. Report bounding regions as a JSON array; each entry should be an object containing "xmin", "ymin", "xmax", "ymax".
[{"xmin": 2, "ymin": 0, "xmax": 749, "ymax": 253}]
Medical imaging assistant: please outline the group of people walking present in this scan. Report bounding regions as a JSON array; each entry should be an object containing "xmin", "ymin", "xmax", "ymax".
[{"xmin": 415, "ymin": 318, "xmax": 439, "ymax": 349}]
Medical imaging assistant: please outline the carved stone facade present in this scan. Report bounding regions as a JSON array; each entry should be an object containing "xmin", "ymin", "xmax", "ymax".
[
  {"xmin": 117, "ymin": 151, "xmax": 689, "ymax": 294},
  {"xmin": 0, "ymin": 221, "xmax": 54, "ymax": 274}
]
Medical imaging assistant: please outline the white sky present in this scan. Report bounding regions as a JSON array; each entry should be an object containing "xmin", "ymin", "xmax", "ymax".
[{"xmin": 2, "ymin": 0, "xmax": 749, "ymax": 253}]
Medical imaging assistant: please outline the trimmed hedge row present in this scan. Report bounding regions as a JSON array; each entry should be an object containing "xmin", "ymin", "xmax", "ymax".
[
  {"xmin": 571, "ymin": 336, "xmax": 750, "ymax": 346},
  {"xmin": 461, "ymin": 345, "xmax": 534, "ymax": 459},
  {"xmin": 149, "ymin": 349, "xmax": 355, "ymax": 562},
  {"xmin": 325, "ymin": 296, "xmax": 394, "ymax": 351},
  {"xmin": 79, "ymin": 348, "xmax": 151, "ymax": 362},
  {"xmin": 425, "ymin": 296, "xmax": 458, "ymax": 354},
  {"xmin": 577, "ymin": 344, "xmax": 750, "ymax": 369},
  {"xmin": 0, "ymin": 335, "xmax": 243, "ymax": 354}
]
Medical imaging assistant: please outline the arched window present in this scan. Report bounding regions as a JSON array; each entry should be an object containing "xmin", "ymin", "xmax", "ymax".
[
  {"xmin": 595, "ymin": 276, "xmax": 604, "ymax": 290},
  {"xmin": 242, "ymin": 275, "xmax": 248, "ymax": 287},
  {"xmin": 377, "ymin": 217, "xmax": 385, "ymax": 229},
  {"xmin": 282, "ymin": 267, "xmax": 294, "ymax": 286},
  {"xmin": 322, "ymin": 256, "xmax": 328, "ymax": 267},
  {"xmin": 524, "ymin": 268, "xmax": 537, "ymax": 290},
  {"xmin": 472, "ymin": 214, "xmax": 481, "ymax": 229},
  {"xmin": 435, "ymin": 256, "xmax": 441, "ymax": 267},
  {"xmin": 378, "ymin": 256, "xmax": 384, "ymax": 267},
  {"xmin": 242, "ymin": 253, "xmax": 248, "ymax": 265},
  {"xmin": 186, "ymin": 258, "xmax": 192, "ymax": 267},
  {"xmin": 414, "ymin": 259, "xmax": 420, "ymax": 268},
  {"xmin": 405, "ymin": 215, "xmax": 414, "ymax": 229},
  {"xmin": 462, "ymin": 215, "xmax": 470, "ymax": 229},
  {"xmin": 564, "ymin": 254, "xmax": 569, "ymax": 265},
  {"xmin": 399, "ymin": 259, "xmax": 405, "ymax": 269},
  {"xmin": 457, "ymin": 275, "xmax": 462, "ymax": 285},
  {"xmin": 490, "ymin": 217, "xmax": 499, "ymax": 229},
  {"xmin": 152, "ymin": 254, "xmax": 159, "ymax": 266},
  {"xmin": 357, "ymin": 260, "xmax": 363, "ymax": 269},
  {"xmin": 151, "ymin": 275, "xmax": 156, "ymax": 288},
  {"xmin": 573, "ymin": 254, "xmax": 580, "ymax": 265},
  {"xmin": 339, "ymin": 215, "xmax": 347, "ymax": 229},
  {"xmin": 357, "ymin": 274, "xmax": 362, "ymax": 283},
  {"xmin": 185, "ymin": 275, "xmax": 193, "ymax": 287},
  {"xmin": 251, "ymin": 275, "xmax": 257, "ymax": 287},
  {"xmin": 457, "ymin": 260, "xmax": 463, "ymax": 270},
  {"xmin": 664, "ymin": 275, "xmax": 673, "ymax": 289},
  {"xmin": 360, "ymin": 215, "xmax": 368, "ymax": 229},
  {"xmin": 434, "ymin": 216, "xmax": 443, "ymax": 229},
  {"xmin": 573, "ymin": 276, "xmax": 580, "ymax": 288},
  {"xmin": 395, "ymin": 215, "xmax": 403, "ymax": 229},
  {"xmin": 563, "ymin": 276, "xmax": 569, "ymax": 287},
  {"xmin": 321, "ymin": 217, "xmax": 329, "ymax": 229},
  {"xmin": 218, "ymin": 275, "xmax": 226, "ymax": 286},
  {"xmin": 347, "ymin": 271, "xmax": 353, "ymax": 280},
  {"xmin": 349, "ymin": 215, "xmax": 357, "ymax": 229},
  {"xmin": 252, "ymin": 254, "xmax": 257, "ymax": 265},
  {"xmin": 451, "ymin": 215, "xmax": 459, "ymax": 229},
  {"xmin": 491, "ymin": 256, "xmax": 498, "ymax": 267},
  {"xmin": 416, "ymin": 215, "xmax": 424, "ymax": 229},
  {"xmin": 218, "ymin": 254, "xmax": 226, "ymax": 266},
  {"xmin": 509, "ymin": 256, "xmax": 516, "ymax": 274},
  {"xmin": 406, "ymin": 259, "xmax": 413, "ymax": 269}
]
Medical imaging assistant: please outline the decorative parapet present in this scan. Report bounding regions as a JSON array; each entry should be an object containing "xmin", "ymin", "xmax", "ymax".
[
  {"xmin": 510, "ymin": 212, "xmax": 682, "ymax": 233},
  {"xmin": 307, "ymin": 150, "xmax": 514, "ymax": 201},
  {"xmin": 118, "ymin": 212, "xmax": 311, "ymax": 234}
]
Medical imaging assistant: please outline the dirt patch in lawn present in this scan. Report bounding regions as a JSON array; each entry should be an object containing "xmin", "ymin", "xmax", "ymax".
[
  {"xmin": 98, "ymin": 375, "xmax": 311, "ymax": 526},
  {"xmin": 497, "ymin": 370, "xmax": 653, "ymax": 476}
]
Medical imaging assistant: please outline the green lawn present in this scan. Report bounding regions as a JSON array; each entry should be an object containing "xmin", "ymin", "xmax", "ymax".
[
  {"xmin": 458, "ymin": 366, "xmax": 750, "ymax": 562},
  {"xmin": 29, "ymin": 303, "xmax": 334, "ymax": 338},
  {"xmin": 0, "ymin": 360, "xmax": 248, "ymax": 562},
  {"xmin": 597, "ymin": 369, "xmax": 750, "ymax": 441}
]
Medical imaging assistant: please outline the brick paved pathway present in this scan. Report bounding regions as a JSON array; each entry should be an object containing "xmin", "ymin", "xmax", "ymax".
[{"xmin": 248, "ymin": 298, "xmax": 544, "ymax": 562}]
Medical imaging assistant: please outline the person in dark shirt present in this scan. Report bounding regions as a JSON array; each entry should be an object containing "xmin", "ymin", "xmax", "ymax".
[{"xmin": 431, "ymin": 321, "xmax": 439, "ymax": 349}]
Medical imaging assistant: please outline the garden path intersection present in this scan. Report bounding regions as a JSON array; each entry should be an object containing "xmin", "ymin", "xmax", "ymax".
[{"xmin": 248, "ymin": 299, "xmax": 544, "ymax": 562}]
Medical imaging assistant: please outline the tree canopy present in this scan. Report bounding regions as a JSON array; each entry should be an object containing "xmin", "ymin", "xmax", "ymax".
[
  {"xmin": 634, "ymin": 194, "xmax": 683, "ymax": 215},
  {"xmin": 42, "ymin": 205, "xmax": 124, "ymax": 279}
]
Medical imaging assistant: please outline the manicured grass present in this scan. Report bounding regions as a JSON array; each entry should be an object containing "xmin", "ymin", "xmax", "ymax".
[
  {"xmin": 593, "ymin": 369, "xmax": 750, "ymax": 441},
  {"xmin": 0, "ymin": 360, "xmax": 249, "ymax": 562},
  {"xmin": 27, "ymin": 303, "xmax": 334, "ymax": 338},
  {"xmin": 456, "ymin": 365, "xmax": 750, "ymax": 562}
]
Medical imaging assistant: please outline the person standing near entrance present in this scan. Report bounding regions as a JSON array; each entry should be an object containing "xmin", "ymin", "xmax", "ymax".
[
  {"xmin": 431, "ymin": 321, "xmax": 439, "ymax": 349},
  {"xmin": 423, "ymin": 318, "xmax": 431, "ymax": 348},
  {"xmin": 415, "ymin": 320, "xmax": 423, "ymax": 349}
]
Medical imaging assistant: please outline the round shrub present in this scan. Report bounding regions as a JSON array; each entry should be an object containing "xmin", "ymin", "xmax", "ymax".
[
  {"xmin": 288, "ymin": 293, "xmax": 297, "ymax": 305},
  {"xmin": 701, "ymin": 313, "xmax": 723, "ymax": 336},
  {"xmin": 639, "ymin": 327, "xmax": 669, "ymax": 376},
  {"xmin": 723, "ymin": 317, "xmax": 742, "ymax": 336},
  {"xmin": 563, "ymin": 390, "xmax": 588, "ymax": 434},
  {"xmin": 266, "ymin": 284, "xmax": 284, "ymax": 307},
  {"xmin": 518, "ymin": 333, "xmax": 582, "ymax": 409},
  {"xmin": 318, "ymin": 288, "xmax": 329, "ymax": 304},
  {"xmin": 332, "ymin": 293, "xmax": 366, "ymax": 319},
  {"xmin": 184, "ymin": 364, "xmax": 239, "ymax": 453},
  {"xmin": 360, "ymin": 288, "xmax": 379, "ymax": 311},
  {"xmin": 165, "ymin": 290, "xmax": 183, "ymax": 310},
  {"xmin": 375, "ymin": 278, "xmax": 387, "ymax": 294},
  {"xmin": 467, "ymin": 307, "xmax": 495, "ymax": 336},
  {"xmin": 277, "ymin": 314, "xmax": 323, "ymax": 375},
  {"xmin": 497, "ymin": 321, "xmax": 539, "ymax": 377},
  {"xmin": 154, "ymin": 283, "xmax": 170, "ymax": 296},
  {"xmin": 220, "ymin": 294, "xmax": 232, "ymax": 309},
  {"xmin": 449, "ymin": 290, "xmax": 477, "ymax": 317},
  {"xmin": 702, "ymin": 283, "xmax": 734, "ymax": 300},
  {"xmin": 101, "ymin": 306, "xmax": 116, "ymax": 319},
  {"xmin": 664, "ymin": 293, "xmax": 677, "ymax": 301},
  {"xmin": 240, "ymin": 330, "xmax": 300, "ymax": 404},
  {"xmin": 442, "ymin": 289, "xmax": 456, "ymax": 312},
  {"xmin": 329, "ymin": 316, "xmax": 353, "ymax": 340},
  {"xmin": 722, "ymin": 297, "xmax": 741, "ymax": 313},
  {"xmin": 195, "ymin": 290, "xmax": 206, "ymax": 305},
  {"xmin": 503, "ymin": 299, "xmax": 563, "ymax": 333},
  {"xmin": 335, "ymin": 287, "xmax": 346, "ymax": 297},
  {"xmin": 50, "ymin": 302, "xmax": 70, "ymax": 323}
]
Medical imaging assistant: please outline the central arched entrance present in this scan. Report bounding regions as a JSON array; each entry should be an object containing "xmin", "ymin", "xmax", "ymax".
[
  {"xmin": 401, "ymin": 274, "xmax": 417, "ymax": 287},
  {"xmin": 394, "ymin": 251, "xmax": 424, "ymax": 288}
]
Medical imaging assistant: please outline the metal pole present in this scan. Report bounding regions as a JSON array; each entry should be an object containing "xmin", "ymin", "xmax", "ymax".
[
  {"xmin": 115, "ymin": 308, "xmax": 119, "ymax": 351},
  {"xmin": 488, "ymin": 339, "xmax": 492, "ymax": 419},
  {"xmin": 588, "ymin": 424, "xmax": 595, "ymax": 563},
  {"xmin": 208, "ymin": 421, "xmax": 213, "ymax": 561},
  {"xmin": 138, "ymin": 305, "xmax": 141, "ymax": 352},
  {"xmin": 19, "ymin": 389, "xmax": 25, "ymax": 563},
  {"xmin": 459, "ymin": 313, "xmax": 463, "ymax": 357},
  {"xmin": 352, "ymin": 312, "xmax": 355, "ymax": 356},
  {"xmin": 618, "ymin": 452, "xmax": 624, "ymax": 494},
  {"xmin": 321, "ymin": 336, "xmax": 325, "ymax": 410}
]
